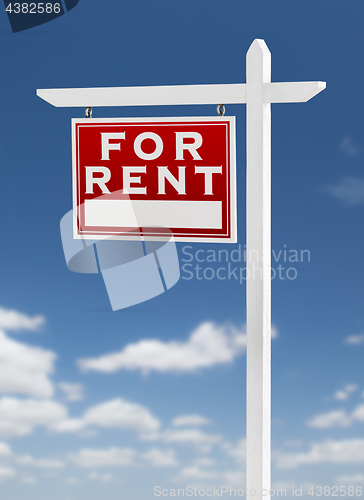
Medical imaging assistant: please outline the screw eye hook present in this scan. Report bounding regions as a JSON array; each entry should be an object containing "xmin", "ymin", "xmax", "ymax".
[{"xmin": 217, "ymin": 104, "xmax": 225, "ymax": 116}]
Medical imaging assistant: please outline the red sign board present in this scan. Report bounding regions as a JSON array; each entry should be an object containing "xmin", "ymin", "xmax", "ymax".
[{"xmin": 72, "ymin": 117, "xmax": 236, "ymax": 242}]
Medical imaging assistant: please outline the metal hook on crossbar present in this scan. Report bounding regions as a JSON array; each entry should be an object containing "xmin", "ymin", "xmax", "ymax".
[
  {"xmin": 217, "ymin": 104, "xmax": 225, "ymax": 116},
  {"xmin": 85, "ymin": 107, "xmax": 93, "ymax": 118}
]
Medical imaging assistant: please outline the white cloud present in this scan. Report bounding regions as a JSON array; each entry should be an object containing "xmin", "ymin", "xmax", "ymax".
[
  {"xmin": 271, "ymin": 482, "xmax": 295, "ymax": 494},
  {"xmin": 352, "ymin": 404, "xmax": 364, "ymax": 422},
  {"xmin": 225, "ymin": 438, "xmax": 246, "ymax": 465},
  {"xmin": 306, "ymin": 410, "xmax": 352, "ymax": 428},
  {"xmin": 222, "ymin": 471, "xmax": 245, "ymax": 489},
  {"xmin": 17, "ymin": 455, "xmax": 65, "ymax": 469},
  {"xmin": 340, "ymin": 136, "xmax": 361, "ymax": 157},
  {"xmin": 176, "ymin": 467, "xmax": 244, "ymax": 487},
  {"xmin": 141, "ymin": 448, "xmax": 178, "ymax": 467},
  {"xmin": 78, "ymin": 322, "xmax": 259, "ymax": 375},
  {"xmin": 59, "ymin": 383, "xmax": 85, "ymax": 402},
  {"xmin": 72, "ymin": 446, "xmax": 178, "ymax": 470},
  {"xmin": 78, "ymin": 429, "xmax": 98, "ymax": 438},
  {"xmin": 0, "ymin": 330, "xmax": 56, "ymax": 398},
  {"xmin": 344, "ymin": 334, "xmax": 364, "ymax": 345},
  {"xmin": 0, "ymin": 397, "xmax": 67, "ymax": 437},
  {"xmin": 336, "ymin": 474, "xmax": 364, "ymax": 484},
  {"xmin": 274, "ymin": 439, "xmax": 364, "ymax": 469},
  {"xmin": 66, "ymin": 477, "xmax": 81, "ymax": 485},
  {"xmin": 334, "ymin": 384, "xmax": 358, "ymax": 401},
  {"xmin": 88, "ymin": 472, "xmax": 113, "ymax": 482},
  {"xmin": 284, "ymin": 440, "xmax": 303, "ymax": 448},
  {"xmin": 0, "ymin": 307, "xmax": 45, "ymax": 332},
  {"xmin": 83, "ymin": 398, "xmax": 160, "ymax": 432},
  {"xmin": 179, "ymin": 466, "xmax": 218, "ymax": 480},
  {"xmin": 325, "ymin": 177, "xmax": 364, "ymax": 206},
  {"xmin": 172, "ymin": 415, "xmax": 212, "ymax": 427},
  {"xmin": 50, "ymin": 419, "xmax": 86, "ymax": 434},
  {"xmin": 305, "ymin": 402, "xmax": 364, "ymax": 429},
  {"xmin": 21, "ymin": 475, "xmax": 37, "ymax": 484},
  {"xmin": 69, "ymin": 447, "xmax": 137, "ymax": 468},
  {"xmin": 0, "ymin": 467, "xmax": 16, "ymax": 481},
  {"xmin": 50, "ymin": 398, "xmax": 160, "ymax": 437},
  {"xmin": 0, "ymin": 442, "xmax": 12, "ymax": 457},
  {"xmin": 194, "ymin": 458, "xmax": 215, "ymax": 467},
  {"xmin": 143, "ymin": 428, "xmax": 222, "ymax": 453},
  {"xmin": 346, "ymin": 384, "xmax": 359, "ymax": 392}
]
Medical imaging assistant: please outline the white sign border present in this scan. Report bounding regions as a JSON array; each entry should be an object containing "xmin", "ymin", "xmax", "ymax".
[{"xmin": 72, "ymin": 116, "xmax": 237, "ymax": 243}]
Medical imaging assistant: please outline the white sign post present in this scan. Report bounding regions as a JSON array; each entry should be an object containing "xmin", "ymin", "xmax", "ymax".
[{"xmin": 38, "ymin": 39, "xmax": 325, "ymax": 500}]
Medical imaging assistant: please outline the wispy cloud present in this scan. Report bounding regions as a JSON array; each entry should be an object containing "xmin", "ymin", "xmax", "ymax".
[
  {"xmin": 69, "ymin": 447, "xmax": 136, "ymax": 468},
  {"xmin": 344, "ymin": 334, "xmax": 364, "ymax": 345},
  {"xmin": 306, "ymin": 403, "xmax": 364, "ymax": 429},
  {"xmin": 324, "ymin": 177, "xmax": 364, "ymax": 205},
  {"xmin": 0, "ymin": 442, "xmax": 12, "ymax": 457},
  {"xmin": 336, "ymin": 474, "xmax": 364, "ymax": 484},
  {"xmin": 59, "ymin": 383, "xmax": 85, "ymax": 402},
  {"xmin": 21, "ymin": 475, "xmax": 37, "ymax": 485},
  {"xmin": 224, "ymin": 438, "xmax": 246, "ymax": 465},
  {"xmin": 142, "ymin": 428, "xmax": 223, "ymax": 453},
  {"xmin": 66, "ymin": 476, "xmax": 81, "ymax": 485},
  {"xmin": 0, "ymin": 331, "xmax": 56, "ymax": 398},
  {"xmin": 351, "ymin": 404, "xmax": 364, "ymax": 422},
  {"xmin": 274, "ymin": 439, "xmax": 364, "ymax": 469},
  {"xmin": 334, "ymin": 384, "xmax": 358, "ymax": 401},
  {"xmin": 175, "ymin": 466, "xmax": 245, "ymax": 488},
  {"xmin": 306, "ymin": 409, "xmax": 352, "ymax": 428},
  {"xmin": 78, "ymin": 322, "xmax": 277, "ymax": 375},
  {"xmin": 340, "ymin": 136, "xmax": 361, "ymax": 157},
  {"xmin": 0, "ymin": 467, "xmax": 16, "ymax": 482},
  {"xmin": 141, "ymin": 448, "xmax": 178, "ymax": 467},
  {"xmin": 0, "ymin": 397, "xmax": 67, "ymax": 438},
  {"xmin": 69, "ymin": 446, "xmax": 178, "ymax": 468},
  {"xmin": 88, "ymin": 472, "xmax": 113, "ymax": 482},
  {"xmin": 0, "ymin": 307, "xmax": 45, "ymax": 332},
  {"xmin": 16, "ymin": 455, "xmax": 65, "ymax": 469},
  {"xmin": 171, "ymin": 415, "xmax": 212, "ymax": 427},
  {"xmin": 178, "ymin": 466, "xmax": 218, "ymax": 480},
  {"xmin": 50, "ymin": 397, "xmax": 160, "ymax": 435}
]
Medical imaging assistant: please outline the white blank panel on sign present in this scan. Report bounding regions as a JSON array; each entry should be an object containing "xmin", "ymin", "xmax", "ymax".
[{"xmin": 84, "ymin": 200, "xmax": 222, "ymax": 229}]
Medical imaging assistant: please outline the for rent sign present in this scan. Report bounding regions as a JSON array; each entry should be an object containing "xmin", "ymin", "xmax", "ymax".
[{"xmin": 72, "ymin": 117, "xmax": 236, "ymax": 242}]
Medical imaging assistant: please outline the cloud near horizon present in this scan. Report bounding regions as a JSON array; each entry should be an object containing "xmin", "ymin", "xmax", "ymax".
[
  {"xmin": 306, "ymin": 403, "xmax": 364, "ymax": 429},
  {"xmin": 0, "ymin": 331, "xmax": 56, "ymax": 399},
  {"xmin": 77, "ymin": 322, "xmax": 278, "ymax": 375},
  {"xmin": 50, "ymin": 397, "xmax": 161, "ymax": 435},
  {"xmin": 0, "ymin": 397, "xmax": 67, "ymax": 438},
  {"xmin": 68, "ymin": 446, "xmax": 178, "ymax": 468},
  {"xmin": 274, "ymin": 439, "xmax": 364, "ymax": 469}
]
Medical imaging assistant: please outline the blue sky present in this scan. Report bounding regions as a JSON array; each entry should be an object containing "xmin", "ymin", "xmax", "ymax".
[{"xmin": 0, "ymin": 0, "xmax": 364, "ymax": 498}]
